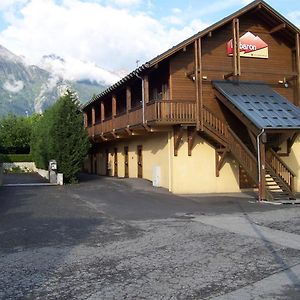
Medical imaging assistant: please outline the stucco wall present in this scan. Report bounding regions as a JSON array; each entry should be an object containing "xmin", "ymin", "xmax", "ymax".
[
  {"xmin": 92, "ymin": 129, "xmax": 240, "ymax": 194},
  {"xmin": 96, "ymin": 133, "xmax": 170, "ymax": 189},
  {"xmin": 169, "ymin": 130, "xmax": 240, "ymax": 194},
  {"xmin": 280, "ymin": 136, "xmax": 300, "ymax": 193}
]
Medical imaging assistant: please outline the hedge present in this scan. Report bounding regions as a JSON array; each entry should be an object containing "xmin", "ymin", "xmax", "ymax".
[{"xmin": 0, "ymin": 153, "xmax": 33, "ymax": 163}]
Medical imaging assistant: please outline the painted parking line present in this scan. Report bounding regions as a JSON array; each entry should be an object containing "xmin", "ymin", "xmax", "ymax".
[{"xmin": 194, "ymin": 214, "xmax": 300, "ymax": 250}]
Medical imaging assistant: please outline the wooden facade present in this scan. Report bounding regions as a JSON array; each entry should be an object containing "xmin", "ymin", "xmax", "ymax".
[{"xmin": 83, "ymin": 0, "xmax": 300, "ymax": 200}]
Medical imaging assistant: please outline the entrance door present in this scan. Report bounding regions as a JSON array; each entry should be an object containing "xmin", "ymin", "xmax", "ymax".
[
  {"xmin": 114, "ymin": 148, "xmax": 118, "ymax": 177},
  {"xmin": 137, "ymin": 145, "xmax": 143, "ymax": 178},
  {"xmin": 124, "ymin": 146, "xmax": 129, "ymax": 178},
  {"xmin": 105, "ymin": 149, "xmax": 109, "ymax": 176}
]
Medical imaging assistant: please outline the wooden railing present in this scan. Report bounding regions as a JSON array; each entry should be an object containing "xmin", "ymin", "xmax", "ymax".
[
  {"xmin": 128, "ymin": 106, "xmax": 143, "ymax": 125},
  {"xmin": 202, "ymin": 106, "xmax": 258, "ymax": 182},
  {"xmin": 227, "ymin": 128, "xmax": 258, "ymax": 182},
  {"xmin": 146, "ymin": 100, "xmax": 196, "ymax": 123},
  {"xmin": 114, "ymin": 112, "xmax": 128, "ymax": 130},
  {"xmin": 102, "ymin": 118, "xmax": 114, "ymax": 133},
  {"xmin": 202, "ymin": 106, "xmax": 228, "ymax": 140},
  {"xmin": 267, "ymin": 149, "xmax": 295, "ymax": 194},
  {"xmin": 86, "ymin": 100, "xmax": 198, "ymax": 138}
]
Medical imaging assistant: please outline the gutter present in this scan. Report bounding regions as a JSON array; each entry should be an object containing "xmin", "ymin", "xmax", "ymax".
[{"xmin": 257, "ymin": 128, "xmax": 265, "ymax": 201}]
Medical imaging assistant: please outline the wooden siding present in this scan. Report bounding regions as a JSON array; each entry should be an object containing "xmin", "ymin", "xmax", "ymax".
[
  {"xmin": 169, "ymin": 44, "xmax": 195, "ymax": 101},
  {"xmin": 200, "ymin": 12, "xmax": 297, "ymax": 121}
]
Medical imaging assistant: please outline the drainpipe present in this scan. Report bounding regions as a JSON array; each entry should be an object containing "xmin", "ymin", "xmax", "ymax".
[
  {"xmin": 257, "ymin": 128, "xmax": 265, "ymax": 201},
  {"xmin": 135, "ymin": 73, "xmax": 145, "ymax": 124}
]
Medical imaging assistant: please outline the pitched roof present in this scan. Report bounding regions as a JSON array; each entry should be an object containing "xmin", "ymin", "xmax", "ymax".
[
  {"xmin": 83, "ymin": 0, "xmax": 300, "ymax": 109},
  {"xmin": 213, "ymin": 80, "xmax": 300, "ymax": 130}
]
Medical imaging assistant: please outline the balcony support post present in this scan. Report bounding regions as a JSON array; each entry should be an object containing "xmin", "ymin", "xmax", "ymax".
[
  {"xmin": 194, "ymin": 40, "xmax": 200, "ymax": 130},
  {"xmin": 91, "ymin": 107, "xmax": 95, "ymax": 126},
  {"xmin": 101, "ymin": 101, "xmax": 105, "ymax": 122},
  {"xmin": 126, "ymin": 86, "xmax": 131, "ymax": 112},
  {"xmin": 188, "ymin": 126, "xmax": 197, "ymax": 156},
  {"xmin": 296, "ymin": 33, "xmax": 300, "ymax": 106},
  {"xmin": 174, "ymin": 125, "xmax": 184, "ymax": 156}
]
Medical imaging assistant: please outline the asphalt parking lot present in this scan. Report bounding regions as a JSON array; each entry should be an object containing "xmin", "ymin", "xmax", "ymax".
[{"xmin": 1, "ymin": 173, "xmax": 300, "ymax": 299}]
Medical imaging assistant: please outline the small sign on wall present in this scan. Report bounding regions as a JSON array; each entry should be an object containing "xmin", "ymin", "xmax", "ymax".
[{"xmin": 227, "ymin": 31, "xmax": 268, "ymax": 59}]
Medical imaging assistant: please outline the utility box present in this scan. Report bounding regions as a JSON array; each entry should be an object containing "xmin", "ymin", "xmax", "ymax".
[
  {"xmin": 152, "ymin": 166, "xmax": 161, "ymax": 187},
  {"xmin": 49, "ymin": 159, "xmax": 57, "ymax": 184}
]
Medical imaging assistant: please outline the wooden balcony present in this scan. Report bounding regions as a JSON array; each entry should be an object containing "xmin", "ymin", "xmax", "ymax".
[{"xmin": 87, "ymin": 100, "xmax": 196, "ymax": 138}]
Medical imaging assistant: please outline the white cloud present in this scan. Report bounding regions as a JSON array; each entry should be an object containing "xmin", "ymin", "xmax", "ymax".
[
  {"xmin": 39, "ymin": 55, "xmax": 121, "ymax": 85},
  {"xmin": 3, "ymin": 75, "xmax": 24, "ymax": 93},
  {"xmin": 172, "ymin": 8, "xmax": 182, "ymax": 14},
  {"xmin": 109, "ymin": 0, "xmax": 141, "ymax": 7},
  {"xmin": 0, "ymin": 0, "xmax": 208, "ymax": 84},
  {"xmin": 0, "ymin": 0, "xmax": 28, "ymax": 9}
]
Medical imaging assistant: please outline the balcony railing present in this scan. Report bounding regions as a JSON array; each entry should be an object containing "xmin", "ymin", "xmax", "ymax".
[{"xmin": 87, "ymin": 100, "xmax": 196, "ymax": 137}]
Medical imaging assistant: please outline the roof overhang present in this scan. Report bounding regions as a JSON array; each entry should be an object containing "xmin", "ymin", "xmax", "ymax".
[{"xmin": 213, "ymin": 80, "xmax": 300, "ymax": 131}]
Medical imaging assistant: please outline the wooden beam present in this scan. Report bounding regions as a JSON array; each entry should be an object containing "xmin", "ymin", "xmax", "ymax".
[
  {"xmin": 232, "ymin": 18, "xmax": 241, "ymax": 77},
  {"xmin": 143, "ymin": 75, "xmax": 149, "ymax": 104},
  {"xmin": 296, "ymin": 33, "xmax": 300, "ymax": 107},
  {"xmin": 112, "ymin": 94, "xmax": 117, "ymax": 117},
  {"xmin": 198, "ymin": 38, "xmax": 203, "ymax": 131},
  {"xmin": 215, "ymin": 148, "xmax": 228, "ymax": 177},
  {"xmin": 223, "ymin": 72, "xmax": 234, "ymax": 80},
  {"xmin": 101, "ymin": 101, "xmax": 105, "ymax": 122},
  {"xmin": 173, "ymin": 126, "xmax": 184, "ymax": 156},
  {"xmin": 143, "ymin": 124, "xmax": 151, "ymax": 132},
  {"xmin": 125, "ymin": 127, "xmax": 133, "ymax": 136},
  {"xmin": 126, "ymin": 86, "xmax": 131, "ymax": 112},
  {"xmin": 91, "ymin": 107, "xmax": 95, "ymax": 126},
  {"xmin": 214, "ymin": 89, "xmax": 260, "ymax": 135},
  {"xmin": 188, "ymin": 127, "xmax": 197, "ymax": 156},
  {"xmin": 270, "ymin": 23, "xmax": 286, "ymax": 34},
  {"xmin": 248, "ymin": 129, "xmax": 257, "ymax": 151},
  {"xmin": 287, "ymin": 133, "xmax": 298, "ymax": 154},
  {"xmin": 194, "ymin": 39, "xmax": 200, "ymax": 132}
]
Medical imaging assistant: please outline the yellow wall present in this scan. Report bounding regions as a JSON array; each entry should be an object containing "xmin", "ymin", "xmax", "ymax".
[
  {"xmin": 96, "ymin": 133, "xmax": 170, "ymax": 189},
  {"xmin": 281, "ymin": 136, "xmax": 300, "ymax": 193},
  {"xmin": 169, "ymin": 130, "xmax": 240, "ymax": 194},
  {"xmin": 92, "ymin": 129, "xmax": 240, "ymax": 194}
]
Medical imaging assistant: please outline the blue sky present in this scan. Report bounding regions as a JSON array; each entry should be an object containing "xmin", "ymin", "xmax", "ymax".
[{"xmin": 0, "ymin": 0, "xmax": 299, "ymax": 84}]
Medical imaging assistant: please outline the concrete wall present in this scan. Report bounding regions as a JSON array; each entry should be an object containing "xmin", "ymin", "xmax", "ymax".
[
  {"xmin": 92, "ymin": 130, "xmax": 240, "ymax": 194},
  {"xmin": 3, "ymin": 162, "xmax": 37, "ymax": 172}
]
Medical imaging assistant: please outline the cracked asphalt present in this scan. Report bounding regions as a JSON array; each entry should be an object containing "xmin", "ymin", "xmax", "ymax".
[{"xmin": 1, "ymin": 173, "xmax": 300, "ymax": 299}]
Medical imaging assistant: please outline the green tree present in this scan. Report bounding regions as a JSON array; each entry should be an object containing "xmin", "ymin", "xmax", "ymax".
[
  {"xmin": 31, "ymin": 90, "xmax": 90, "ymax": 183},
  {"xmin": 0, "ymin": 114, "xmax": 38, "ymax": 154}
]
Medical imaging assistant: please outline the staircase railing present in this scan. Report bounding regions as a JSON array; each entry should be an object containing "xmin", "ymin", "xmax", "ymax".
[
  {"xmin": 203, "ymin": 106, "xmax": 258, "ymax": 182},
  {"xmin": 202, "ymin": 106, "xmax": 228, "ymax": 141},
  {"xmin": 266, "ymin": 149, "xmax": 295, "ymax": 195},
  {"xmin": 227, "ymin": 127, "xmax": 258, "ymax": 183}
]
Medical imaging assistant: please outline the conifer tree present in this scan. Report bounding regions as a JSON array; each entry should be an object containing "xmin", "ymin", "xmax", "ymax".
[{"xmin": 31, "ymin": 90, "xmax": 90, "ymax": 183}]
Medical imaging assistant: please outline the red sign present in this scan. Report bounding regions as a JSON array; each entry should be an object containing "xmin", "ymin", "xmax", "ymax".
[{"xmin": 227, "ymin": 32, "xmax": 268, "ymax": 59}]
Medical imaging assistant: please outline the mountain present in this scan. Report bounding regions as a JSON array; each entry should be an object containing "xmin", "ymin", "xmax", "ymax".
[{"xmin": 0, "ymin": 45, "xmax": 110, "ymax": 116}]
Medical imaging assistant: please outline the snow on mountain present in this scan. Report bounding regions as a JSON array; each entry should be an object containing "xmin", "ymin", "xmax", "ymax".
[
  {"xmin": 0, "ymin": 45, "xmax": 109, "ymax": 116},
  {"xmin": 39, "ymin": 53, "xmax": 121, "ymax": 86}
]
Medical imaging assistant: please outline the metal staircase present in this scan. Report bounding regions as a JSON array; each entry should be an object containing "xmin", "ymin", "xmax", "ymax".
[{"xmin": 201, "ymin": 106, "xmax": 295, "ymax": 201}]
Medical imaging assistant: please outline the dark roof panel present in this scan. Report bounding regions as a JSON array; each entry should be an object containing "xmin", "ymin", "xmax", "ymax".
[{"xmin": 212, "ymin": 80, "xmax": 300, "ymax": 130}]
